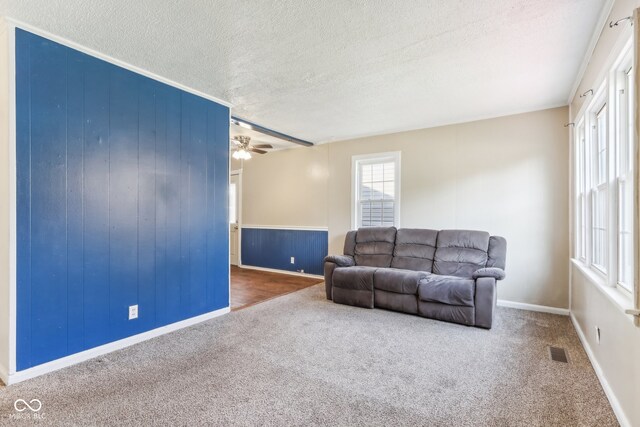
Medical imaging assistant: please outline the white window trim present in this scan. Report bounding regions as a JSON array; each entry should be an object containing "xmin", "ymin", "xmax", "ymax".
[
  {"xmin": 572, "ymin": 118, "xmax": 589, "ymax": 264},
  {"xmin": 613, "ymin": 53, "xmax": 634, "ymax": 294},
  {"xmin": 589, "ymin": 96, "xmax": 609, "ymax": 275},
  {"xmin": 575, "ymin": 118, "xmax": 587, "ymax": 262},
  {"xmin": 351, "ymin": 151, "xmax": 401, "ymax": 230}
]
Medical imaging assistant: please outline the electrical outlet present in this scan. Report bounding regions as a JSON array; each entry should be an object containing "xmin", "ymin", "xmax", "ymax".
[
  {"xmin": 595, "ymin": 326, "xmax": 601, "ymax": 344},
  {"xmin": 129, "ymin": 305, "xmax": 138, "ymax": 320},
  {"xmin": 290, "ymin": 256, "xmax": 295, "ymax": 264}
]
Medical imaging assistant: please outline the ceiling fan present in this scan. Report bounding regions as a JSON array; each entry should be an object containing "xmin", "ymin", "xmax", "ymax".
[{"xmin": 231, "ymin": 135, "xmax": 274, "ymax": 160}]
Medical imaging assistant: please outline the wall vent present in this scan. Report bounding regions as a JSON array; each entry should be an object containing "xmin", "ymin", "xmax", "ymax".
[{"xmin": 548, "ymin": 346, "xmax": 569, "ymax": 363}]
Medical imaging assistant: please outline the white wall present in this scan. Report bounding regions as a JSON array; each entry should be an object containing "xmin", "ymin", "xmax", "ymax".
[
  {"xmin": 327, "ymin": 107, "xmax": 570, "ymax": 309},
  {"xmin": 0, "ymin": 16, "xmax": 11, "ymax": 378},
  {"xmin": 568, "ymin": 1, "xmax": 640, "ymax": 426},
  {"xmin": 240, "ymin": 145, "xmax": 328, "ymax": 227},
  {"xmin": 571, "ymin": 264, "xmax": 640, "ymax": 426},
  {"xmin": 240, "ymin": 106, "xmax": 570, "ymax": 309}
]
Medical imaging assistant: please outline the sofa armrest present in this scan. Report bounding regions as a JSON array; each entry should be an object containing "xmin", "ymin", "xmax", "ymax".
[
  {"xmin": 323, "ymin": 255, "xmax": 354, "ymax": 300},
  {"xmin": 474, "ymin": 277, "xmax": 497, "ymax": 329},
  {"xmin": 324, "ymin": 255, "xmax": 355, "ymax": 267},
  {"xmin": 472, "ymin": 267, "xmax": 505, "ymax": 280}
]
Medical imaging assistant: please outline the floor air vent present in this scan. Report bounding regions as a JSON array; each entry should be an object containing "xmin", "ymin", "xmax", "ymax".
[{"xmin": 548, "ymin": 346, "xmax": 568, "ymax": 363}]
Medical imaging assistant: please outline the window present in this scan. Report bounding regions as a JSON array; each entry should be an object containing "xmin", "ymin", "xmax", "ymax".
[
  {"xmin": 573, "ymin": 41, "xmax": 635, "ymax": 296},
  {"xmin": 615, "ymin": 61, "xmax": 634, "ymax": 292},
  {"xmin": 352, "ymin": 152, "xmax": 400, "ymax": 229},
  {"xmin": 575, "ymin": 121, "xmax": 587, "ymax": 260},
  {"xmin": 590, "ymin": 102, "xmax": 608, "ymax": 272}
]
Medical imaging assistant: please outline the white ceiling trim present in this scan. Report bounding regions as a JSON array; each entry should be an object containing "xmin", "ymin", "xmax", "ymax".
[
  {"xmin": 566, "ymin": 0, "xmax": 616, "ymax": 104},
  {"xmin": 5, "ymin": 17, "xmax": 234, "ymax": 108}
]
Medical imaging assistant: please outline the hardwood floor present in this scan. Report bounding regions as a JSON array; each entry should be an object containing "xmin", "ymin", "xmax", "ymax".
[{"xmin": 230, "ymin": 265, "xmax": 321, "ymax": 310}]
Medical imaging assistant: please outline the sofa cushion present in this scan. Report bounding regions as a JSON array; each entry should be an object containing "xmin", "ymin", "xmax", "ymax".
[
  {"xmin": 390, "ymin": 228, "xmax": 438, "ymax": 272},
  {"xmin": 374, "ymin": 268, "xmax": 428, "ymax": 294},
  {"xmin": 354, "ymin": 227, "xmax": 396, "ymax": 267},
  {"xmin": 356, "ymin": 226, "xmax": 397, "ymax": 243},
  {"xmin": 433, "ymin": 230, "xmax": 490, "ymax": 278},
  {"xmin": 332, "ymin": 266, "xmax": 377, "ymax": 291},
  {"xmin": 333, "ymin": 287, "xmax": 374, "ymax": 308},
  {"xmin": 375, "ymin": 290, "xmax": 418, "ymax": 314},
  {"xmin": 418, "ymin": 275, "xmax": 475, "ymax": 307},
  {"xmin": 418, "ymin": 301, "xmax": 475, "ymax": 326}
]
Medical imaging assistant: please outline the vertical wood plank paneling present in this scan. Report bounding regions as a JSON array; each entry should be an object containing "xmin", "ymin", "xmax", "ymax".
[
  {"xmin": 82, "ymin": 55, "xmax": 111, "ymax": 349},
  {"xmin": 15, "ymin": 29, "xmax": 32, "ymax": 371},
  {"xmin": 210, "ymin": 103, "xmax": 230, "ymax": 309},
  {"xmin": 179, "ymin": 94, "xmax": 191, "ymax": 315},
  {"xmin": 66, "ymin": 50, "xmax": 86, "ymax": 354},
  {"xmin": 164, "ymin": 88, "xmax": 182, "ymax": 324},
  {"xmin": 15, "ymin": 29, "xmax": 230, "ymax": 370},
  {"xmin": 241, "ymin": 228, "xmax": 328, "ymax": 276},
  {"xmin": 29, "ymin": 36, "xmax": 68, "ymax": 366},
  {"xmin": 108, "ymin": 68, "xmax": 140, "ymax": 340},
  {"xmin": 154, "ymin": 85, "xmax": 168, "ymax": 326},
  {"xmin": 138, "ymin": 78, "xmax": 157, "ymax": 332},
  {"xmin": 188, "ymin": 96, "xmax": 208, "ymax": 315},
  {"xmin": 206, "ymin": 105, "xmax": 216, "ymax": 309}
]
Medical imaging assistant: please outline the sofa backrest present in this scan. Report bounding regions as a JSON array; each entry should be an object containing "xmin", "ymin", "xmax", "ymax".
[
  {"xmin": 390, "ymin": 228, "xmax": 438, "ymax": 272},
  {"xmin": 353, "ymin": 227, "xmax": 397, "ymax": 267},
  {"xmin": 432, "ymin": 230, "xmax": 490, "ymax": 278},
  {"xmin": 345, "ymin": 227, "xmax": 506, "ymax": 277},
  {"xmin": 486, "ymin": 236, "xmax": 507, "ymax": 270},
  {"xmin": 344, "ymin": 230, "xmax": 357, "ymax": 257}
]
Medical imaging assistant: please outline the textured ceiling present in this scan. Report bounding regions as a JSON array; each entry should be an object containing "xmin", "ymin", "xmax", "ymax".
[{"xmin": 4, "ymin": 0, "xmax": 605, "ymax": 143}]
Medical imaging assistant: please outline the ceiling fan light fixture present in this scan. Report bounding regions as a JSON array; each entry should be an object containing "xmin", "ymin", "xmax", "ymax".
[{"xmin": 232, "ymin": 148, "xmax": 252, "ymax": 160}]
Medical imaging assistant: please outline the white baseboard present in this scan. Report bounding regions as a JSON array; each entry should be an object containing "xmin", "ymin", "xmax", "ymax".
[
  {"xmin": 497, "ymin": 299, "xmax": 569, "ymax": 316},
  {"xmin": 2, "ymin": 307, "xmax": 230, "ymax": 385},
  {"xmin": 238, "ymin": 264, "xmax": 323, "ymax": 280},
  {"xmin": 570, "ymin": 313, "xmax": 630, "ymax": 427}
]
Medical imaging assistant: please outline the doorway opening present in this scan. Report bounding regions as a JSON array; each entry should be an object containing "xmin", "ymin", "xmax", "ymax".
[
  {"xmin": 227, "ymin": 121, "xmax": 320, "ymax": 311},
  {"xmin": 229, "ymin": 171, "xmax": 241, "ymax": 266}
]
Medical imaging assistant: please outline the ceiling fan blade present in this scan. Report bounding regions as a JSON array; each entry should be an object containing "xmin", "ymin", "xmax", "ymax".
[
  {"xmin": 248, "ymin": 147, "xmax": 268, "ymax": 154},
  {"xmin": 252, "ymin": 144, "xmax": 274, "ymax": 149}
]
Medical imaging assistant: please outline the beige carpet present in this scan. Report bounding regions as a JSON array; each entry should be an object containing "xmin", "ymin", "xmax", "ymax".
[{"xmin": 0, "ymin": 284, "xmax": 617, "ymax": 426}]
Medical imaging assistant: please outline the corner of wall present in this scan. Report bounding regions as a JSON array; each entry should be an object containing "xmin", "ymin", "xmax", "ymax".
[{"xmin": 0, "ymin": 16, "xmax": 12, "ymax": 377}]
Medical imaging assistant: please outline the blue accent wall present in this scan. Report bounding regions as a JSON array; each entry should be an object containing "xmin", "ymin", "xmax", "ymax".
[
  {"xmin": 241, "ymin": 228, "xmax": 328, "ymax": 275},
  {"xmin": 15, "ymin": 29, "xmax": 230, "ymax": 370}
]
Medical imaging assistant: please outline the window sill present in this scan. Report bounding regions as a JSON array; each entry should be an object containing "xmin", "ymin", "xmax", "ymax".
[{"xmin": 571, "ymin": 259, "xmax": 636, "ymax": 321}]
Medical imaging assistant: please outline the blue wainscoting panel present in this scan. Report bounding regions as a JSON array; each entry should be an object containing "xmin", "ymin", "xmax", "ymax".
[
  {"xmin": 241, "ymin": 228, "xmax": 328, "ymax": 276},
  {"xmin": 15, "ymin": 29, "xmax": 230, "ymax": 370}
]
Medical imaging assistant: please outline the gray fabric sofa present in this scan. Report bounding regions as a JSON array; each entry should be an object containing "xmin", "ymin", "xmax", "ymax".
[{"xmin": 323, "ymin": 227, "xmax": 507, "ymax": 329}]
